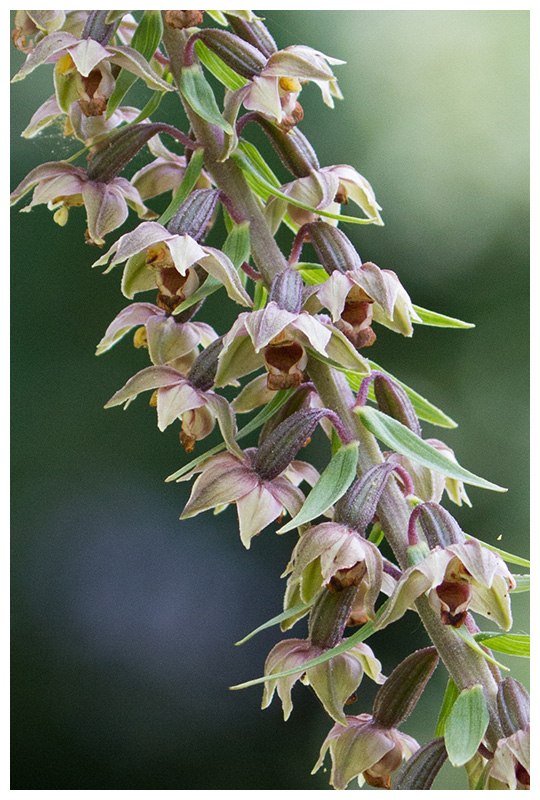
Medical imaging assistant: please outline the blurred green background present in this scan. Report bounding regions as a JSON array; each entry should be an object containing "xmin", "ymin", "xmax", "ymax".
[{"xmin": 11, "ymin": 10, "xmax": 529, "ymax": 791}]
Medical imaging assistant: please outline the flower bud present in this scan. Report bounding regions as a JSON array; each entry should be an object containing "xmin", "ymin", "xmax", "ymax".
[
  {"xmin": 409, "ymin": 502, "xmax": 465, "ymax": 550},
  {"xmin": 371, "ymin": 647, "xmax": 439, "ymax": 729},
  {"xmin": 186, "ymin": 336, "xmax": 224, "ymax": 392},
  {"xmin": 308, "ymin": 585, "xmax": 359, "ymax": 649},
  {"xmin": 198, "ymin": 29, "xmax": 267, "ymax": 79},
  {"xmin": 81, "ymin": 10, "xmax": 117, "ymax": 45},
  {"xmin": 497, "ymin": 678, "xmax": 530, "ymax": 737},
  {"xmin": 258, "ymin": 383, "xmax": 315, "ymax": 444},
  {"xmin": 166, "ymin": 188, "xmax": 220, "ymax": 241},
  {"xmin": 87, "ymin": 123, "xmax": 192, "ymax": 184},
  {"xmin": 225, "ymin": 12, "xmax": 277, "ymax": 58},
  {"xmin": 392, "ymin": 737, "xmax": 447, "ymax": 790},
  {"xmin": 307, "ymin": 220, "xmax": 362, "ymax": 274},
  {"xmin": 164, "ymin": 10, "xmax": 204, "ymax": 29},
  {"xmin": 372, "ymin": 372, "xmax": 422, "ymax": 436},
  {"xmin": 334, "ymin": 462, "xmax": 398, "ymax": 532},
  {"xmin": 255, "ymin": 118, "xmax": 319, "ymax": 178},
  {"xmin": 268, "ymin": 267, "xmax": 304, "ymax": 313}
]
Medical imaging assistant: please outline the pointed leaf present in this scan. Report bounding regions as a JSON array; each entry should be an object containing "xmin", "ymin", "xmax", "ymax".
[
  {"xmin": 473, "ymin": 633, "xmax": 529, "ymax": 658},
  {"xmin": 454, "ymin": 626, "xmax": 509, "ymax": 671},
  {"xmin": 435, "ymin": 678, "xmax": 459, "ymax": 736},
  {"xmin": 180, "ymin": 64, "xmax": 233, "ymax": 134},
  {"xmin": 463, "ymin": 534, "xmax": 529, "ymax": 568},
  {"xmin": 235, "ymin": 601, "xmax": 313, "ymax": 646},
  {"xmin": 277, "ymin": 442, "xmax": 359, "ymax": 533},
  {"xmin": 195, "ymin": 39, "xmax": 248, "ymax": 91},
  {"xmin": 444, "ymin": 685, "xmax": 490, "ymax": 767},
  {"xmin": 412, "ymin": 304, "xmax": 475, "ymax": 329},
  {"xmin": 355, "ymin": 406, "xmax": 506, "ymax": 492},
  {"xmin": 222, "ymin": 221, "xmax": 251, "ymax": 269},
  {"xmin": 393, "ymin": 737, "xmax": 447, "ymax": 790},
  {"xmin": 158, "ymin": 147, "xmax": 205, "ymax": 226}
]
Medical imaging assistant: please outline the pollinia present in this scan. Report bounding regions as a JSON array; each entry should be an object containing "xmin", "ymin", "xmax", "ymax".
[{"xmin": 11, "ymin": 10, "xmax": 529, "ymax": 791}]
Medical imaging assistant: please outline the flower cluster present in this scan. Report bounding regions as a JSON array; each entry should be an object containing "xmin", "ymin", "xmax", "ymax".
[{"xmin": 11, "ymin": 9, "xmax": 528, "ymax": 792}]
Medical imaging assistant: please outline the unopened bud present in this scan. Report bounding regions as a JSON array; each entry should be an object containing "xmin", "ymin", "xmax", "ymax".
[
  {"xmin": 166, "ymin": 188, "xmax": 220, "ymax": 241},
  {"xmin": 373, "ymin": 373, "xmax": 422, "ymax": 437},
  {"xmin": 268, "ymin": 267, "xmax": 304, "ymax": 313},
  {"xmin": 408, "ymin": 502, "xmax": 464, "ymax": 550},
  {"xmin": 307, "ymin": 221, "xmax": 362, "ymax": 274},
  {"xmin": 256, "ymin": 117, "xmax": 319, "ymax": 177},
  {"xmin": 198, "ymin": 29, "xmax": 267, "ymax": 79},
  {"xmin": 372, "ymin": 647, "xmax": 439, "ymax": 730},
  {"xmin": 308, "ymin": 584, "xmax": 359, "ymax": 649},
  {"xmin": 81, "ymin": 10, "xmax": 116, "ymax": 45},
  {"xmin": 186, "ymin": 336, "xmax": 224, "ymax": 392},
  {"xmin": 334, "ymin": 462, "xmax": 398, "ymax": 532},
  {"xmin": 225, "ymin": 12, "xmax": 277, "ymax": 58},
  {"xmin": 392, "ymin": 737, "xmax": 447, "ymax": 790},
  {"xmin": 259, "ymin": 383, "xmax": 315, "ymax": 444},
  {"xmin": 164, "ymin": 10, "xmax": 204, "ymax": 29},
  {"xmin": 497, "ymin": 678, "xmax": 530, "ymax": 737}
]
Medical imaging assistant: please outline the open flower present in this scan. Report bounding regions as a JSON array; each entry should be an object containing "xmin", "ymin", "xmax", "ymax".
[
  {"xmin": 12, "ymin": 30, "xmax": 172, "ymax": 117},
  {"xmin": 385, "ymin": 439, "xmax": 471, "ymax": 507},
  {"xmin": 237, "ymin": 45, "xmax": 344, "ymax": 125},
  {"xmin": 266, "ymin": 164, "xmax": 382, "ymax": 231},
  {"xmin": 313, "ymin": 713, "xmax": 419, "ymax": 789},
  {"xmin": 21, "ymin": 93, "xmax": 141, "ymax": 142},
  {"xmin": 96, "ymin": 301, "xmax": 217, "ymax": 372},
  {"xmin": 316, "ymin": 261, "xmax": 420, "ymax": 338},
  {"xmin": 375, "ymin": 539, "xmax": 516, "ymax": 631},
  {"xmin": 131, "ymin": 135, "xmax": 212, "ymax": 202},
  {"xmin": 178, "ymin": 448, "xmax": 318, "ymax": 549},
  {"xmin": 262, "ymin": 638, "xmax": 384, "ymax": 724},
  {"xmin": 10, "ymin": 161, "xmax": 155, "ymax": 246},
  {"xmin": 484, "ymin": 727, "xmax": 530, "ymax": 790},
  {"xmin": 93, "ymin": 221, "xmax": 252, "ymax": 306},
  {"xmin": 12, "ymin": 10, "xmax": 66, "ymax": 52},
  {"xmin": 215, "ymin": 301, "xmax": 369, "ymax": 389}
]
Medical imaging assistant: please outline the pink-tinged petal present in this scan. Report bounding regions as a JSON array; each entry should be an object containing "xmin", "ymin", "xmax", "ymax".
[
  {"xmin": 349, "ymin": 263, "xmax": 397, "ymax": 317},
  {"xmin": 447, "ymin": 540, "xmax": 503, "ymax": 587},
  {"xmin": 11, "ymin": 162, "xmax": 85, "ymax": 206},
  {"xmin": 189, "ymin": 322, "xmax": 218, "ymax": 348},
  {"xmin": 166, "ymin": 233, "xmax": 208, "ymax": 275},
  {"xmin": 264, "ymin": 48, "xmax": 342, "ymax": 81},
  {"xmin": 244, "ymin": 303, "xmax": 299, "ymax": 351},
  {"xmin": 231, "ymin": 374, "xmax": 274, "ymax": 413},
  {"xmin": 323, "ymin": 324, "xmax": 371, "ymax": 373},
  {"xmin": 131, "ymin": 158, "xmax": 186, "ymax": 201},
  {"xmin": 115, "ymin": 178, "xmax": 156, "ymax": 220},
  {"xmin": 97, "ymin": 221, "xmax": 170, "ymax": 268},
  {"xmin": 11, "ymin": 31, "xmax": 80, "ymax": 81},
  {"xmin": 348, "ymin": 643, "xmax": 385, "ymax": 684},
  {"xmin": 70, "ymin": 103, "xmax": 140, "ymax": 145},
  {"xmin": 175, "ymin": 451, "xmax": 244, "ymax": 483},
  {"xmin": 468, "ymin": 574, "xmax": 514, "ymax": 631},
  {"xmin": 292, "ymin": 523, "xmax": 350, "ymax": 579},
  {"xmin": 146, "ymin": 315, "xmax": 201, "ymax": 366},
  {"xmin": 316, "ymin": 272, "xmax": 353, "ymax": 322},
  {"xmin": 286, "ymin": 461, "xmax": 320, "ymax": 487},
  {"xmin": 67, "ymin": 38, "xmax": 110, "ymax": 76},
  {"xmin": 374, "ymin": 555, "xmax": 448, "ymax": 631},
  {"xmin": 262, "ymin": 639, "xmax": 317, "ymax": 719},
  {"xmin": 156, "ymin": 382, "xmax": 204, "ymax": 431},
  {"xmin": 106, "ymin": 45, "xmax": 174, "ymax": 92},
  {"xmin": 293, "ymin": 313, "xmax": 333, "ymax": 355},
  {"xmin": 181, "ymin": 463, "xmax": 259, "ymax": 520},
  {"xmin": 105, "ymin": 365, "xmax": 183, "ymax": 409},
  {"xmin": 285, "ymin": 170, "xmax": 339, "ymax": 213},
  {"xmin": 32, "ymin": 173, "xmax": 86, "ymax": 206},
  {"xmin": 198, "ymin": 247, "xmax": 253, "ymax": 307},
  {"xmin": 322, "ymin": 165, "xmax": 383, "ymax": 223},
  {"xmin": 236, "ymin": 484, "xmax": 285, "ymax": 548},
  {"xmin": 181, "ymin": 406, "xmax": 216, "ymax": 443},
  {"xmin": 243, "ymin": 75, "xmax": 282, "ymax": 121},
  {"xmin": 216, "ymin": 332, "xmax": 265, "ymax": 387},
  {"xmin": 267, "ymin": 479, "xmax": 305, "ymax": 518},
  {"xmin": 95, "ymin": 303, "xmax": 163, "ymax": 355},
  {"xmin": 330, "ymin": 723, "xmax": 395, "ymax": 790},
  {"xmin": 82, "ymin": 182, "xmax": 128, "ymax": 246},
  {"xmin": 205, "ymin": 393, "xmax": 244, "ymax": 459},
  {"xmin": 21, "ymin": 95, "xmax": 61, "ymax": 138}
]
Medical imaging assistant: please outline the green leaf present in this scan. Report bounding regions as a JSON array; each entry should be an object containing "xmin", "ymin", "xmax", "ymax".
[
  {"xmin": 474, "ymin": 633, "xmax": 530, "ymax": 658},
  {"xmin": 454, "ymin": 626, "xmax": 510, "ymax": 671},
  {"xmin": 233, "ymin": 147, "xmax": 379, "ymax": 225},
  {"xmin": 172, "ymin": 275, "xmax": 223, "ymax": 315},
  {"xmin": 158, "ymin": 147, "xmax": 205, "ymax": 226},
  {"xmin": 237, "ymin": 140, "xmax": 282, "ymax": 188},
  {"xmin": 412, "ymin": 304, "xmax": 475, "ymax": 329},
  {"xmin": 235, "ymin": 601, "xmax": 313, "ymax": 646},
  {"xmin": 510, "ymin": 574, "xmax": 530, "ymax": 592},
  {"xmin": 195, "ymin": 39, "xmax": 248, "ymax": 91},
  {"xmin": 253, "ymin": 282, "xmax": 267, "ymax": 310},
  {"xmin": 435, "ymin": 678, "xmax": 459, "ymax": 736},
  {"xmin": 165, "ymin": 388, "xmax": 296, "ymax": 482},
  {"xmin": 180, "ymin": 64, "xmax": 233, "ymax": 134},
  {"xmin": 222, "ymin": 220, "xmax": 251, "ymax": 268},
  {"xmin": 229, "ymin": 601, "xmax": 389, "ymax": 691},
  {"xmin": 355, "ymin": 406, "xmax": 507, "ymax": 493},
  {"xmin": 463, "ymin": 535, "xmax": 530, "ymax": 568},
  {"xmin": 277, "ymin": 442, "xmax": 359, "ymax": 533},
  {"xmin": 133, "ymin": 89, "xmax": 165, "ymax": 124},
  {"xmin": 297, "ymin": 263, "xmax": 330, "ymax": 286},
  {"xmin": 107, "ymin": 11, "xmax": 164, "ymax": 118},
  {"xmin": 348, "ymin": 361, "xmax": 458, "ymax": 429},
  {"xmin": 205, "ymin": 10, "xmax": 228, "ymax": 25},
  {"xmin": 444, "ymin": 685, "xmax": 490, "ymax": 767}
]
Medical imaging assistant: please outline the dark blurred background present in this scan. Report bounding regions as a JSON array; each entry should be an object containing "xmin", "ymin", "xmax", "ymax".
[{"xmin": 11, "ymin": 10, "xmax": 529, "ymax": 790}]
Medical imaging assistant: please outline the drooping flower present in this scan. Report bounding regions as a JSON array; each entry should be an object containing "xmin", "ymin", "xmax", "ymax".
[
  {"xmin": 12, "ymin": 29, "xmax": 172, "ymax": 117},
  {"xmin": 93, "ymin": 221, "xmax": 253, "ymax": 306},
  {"xmin": 313, "ymin": 713, "xmax": 419, "ymax": 789},
  {"xmin": 130, "ymin": 135, "xmax": 213, "ymax": 202},
  {"xmin": 21, "ymin": 94, "xmax": 141, "ymax": 142},
  {"xmin": 236, "ymin": 45, "xmax": 344, "ymax": 125},
  {"xmin": 484, "ymin": 727, "xmax": 530, "ymax": 790},
  {"xmin": 215, "ymin": 301, "xmax": 369, "ymax": 389},
  {"xmin": 375, "ymin": 539, "xmax": 516, "ymax": 631},
  {"xmin": 10, "ymin": 161, "xmax": 155, "ymax": 246},
  {"xmin": 266, "ymin": 164, "xmax": 383, "ymax": 231},
  {"xmin": 12, "ymin": 10, "xmax": 66, "ymax": 53},
  {"xmin": 262, "ymin": 638, "xmax": 384, "ymax": 724}
]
